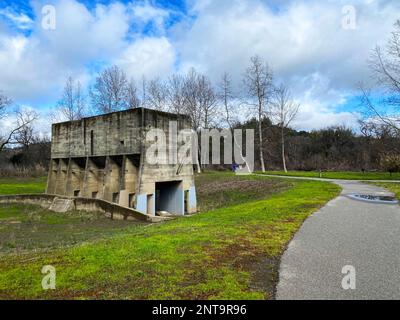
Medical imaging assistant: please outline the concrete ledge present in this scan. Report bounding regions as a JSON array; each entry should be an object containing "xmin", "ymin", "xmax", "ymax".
[
  {"xmin": 0, "ymin": 194, "xmax": 170, "ymax": 223},
  {"xmin": 0, "ymin": 194, "xmax": 55, "ymax": 209}
]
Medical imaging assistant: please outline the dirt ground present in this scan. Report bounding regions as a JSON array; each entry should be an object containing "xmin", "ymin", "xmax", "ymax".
[
  {"xmin": 196, "ymin": 173, "xmax": 291, "ymax": 212},
  {"xmin": 0, "ymin": 204, "xmax": 146, "ymax": 254}
]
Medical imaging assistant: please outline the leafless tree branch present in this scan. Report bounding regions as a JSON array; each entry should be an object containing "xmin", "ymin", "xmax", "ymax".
[{"xmin": 243, "ymin": 55, "xmax": 274, "ymax": 172}]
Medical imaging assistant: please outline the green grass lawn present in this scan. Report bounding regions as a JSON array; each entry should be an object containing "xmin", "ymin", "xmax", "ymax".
[
  {"xmin": 260, "ymin": 171, "xmax": 400, "ymax": 180},
  {"xmin": 0, "ymin": 176, "xmax": 47, "ymax": 195},
  {"xmin": 0, "ymin": 173, "xmax": 341, "ymax": 300}
]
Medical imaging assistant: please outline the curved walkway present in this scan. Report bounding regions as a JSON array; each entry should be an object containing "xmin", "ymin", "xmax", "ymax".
[{"xmin": 260, "ymin": 175, "xmax": 400, "ymax": 300}]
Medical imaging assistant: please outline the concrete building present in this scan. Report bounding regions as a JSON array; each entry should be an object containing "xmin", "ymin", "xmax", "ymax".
[{"xmin": 46, "ymin": 108, "xmax": 197, "ymax": 216}]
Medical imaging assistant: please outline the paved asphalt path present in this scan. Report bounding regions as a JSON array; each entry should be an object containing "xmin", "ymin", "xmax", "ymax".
[{"xmin": 262, "ymin": 175, "xmax": 400, "ymax": 300}]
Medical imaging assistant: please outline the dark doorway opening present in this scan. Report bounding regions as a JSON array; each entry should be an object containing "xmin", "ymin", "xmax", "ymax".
[
  {"xmin": 129, "ymin": 193, "xmax": 136, "ymax": 208},
  {"xmin": 112, "ymin": 192, "xmax": 119, "ymax": 204},
  {"xmin": 155, "ymin": 181, "xmax": 183, "ymax": 215}
]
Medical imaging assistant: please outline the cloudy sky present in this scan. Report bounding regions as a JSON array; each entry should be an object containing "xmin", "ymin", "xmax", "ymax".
[{"xmin": 0, "ymin": 0, "xmax": 399, "ymax": 133}]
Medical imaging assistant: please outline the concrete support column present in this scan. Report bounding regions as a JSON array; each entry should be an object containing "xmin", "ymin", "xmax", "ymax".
[
  {"xmin": 46, "ymin": 159, "xmax": 58, "ymax": 194},
  {"xmin": 65, "ymin": 158, "xmax": 73, "ymax": 196},
  {"xmin": 119, "ymin": 156, "xmax": 138, "ymax": 208},
  {"xmin": 81, "ymin": 157, "xmax": 90, "ymax": 198},
  {"xmin": 103, "ymin": 156, "xmax": 121, "ymax": 203},
  {"xmin": 102, "ymin": 156, "xmax": 110, "ymax": 201},
  {"xmin": 65, "ymin": 158, "xmax": 86, "ymax": 197},
  {"xmin": 82, "ymin": 157, "xmax": 105, "ymax": 199},
  {"xmin": 119, "ymin": 155, "xmax": 126, "ymax": 193},
  {"xmin": 55, "ymin": 159, "xmax": 68, "ymax": 195}
]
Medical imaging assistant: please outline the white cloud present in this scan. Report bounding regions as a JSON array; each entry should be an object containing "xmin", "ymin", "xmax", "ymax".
[
  {"xmin": 0, "ymin": 0, "xmax": 399, "ymax": 131},
  {"xmin": 117, "ymin": 37, "xmax": 175, "ymax": 80},
  {"xmin": 0, "ymin": 0, "xmax": 173, "ymax": 137},
  {"xmin": 0, "ymin": 0, "xmax": 176, "ymax": 106},
  {"xmin": 0, "ymin": 8, "xmax": 33, "ymax": 30},
  {"xmin": 33, "ymin": 0, "xmax": 130, "ymax": 63},
  {"xmin": 129, "ymin": 0, "xmax": 170, "ymax": 34},
  {"xmin": 173, "ymin": 0, "xmax": 400, "ymax": 130},
  {"xmin": 0, "ymin": 0, "xmax": 126, "ymax": 104}
]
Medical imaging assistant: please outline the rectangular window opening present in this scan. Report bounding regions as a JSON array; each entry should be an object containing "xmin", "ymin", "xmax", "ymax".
[
  {"xmin": 90, "ymin": 130, "xmax": 94, "ymax": 155},
  {"xmin": 112, "ymin": 192, "xmax": 119, "ymax": 204},
  {"xmin": 129, "ymin": 193, "xmax": 136, "ymax": 208}
]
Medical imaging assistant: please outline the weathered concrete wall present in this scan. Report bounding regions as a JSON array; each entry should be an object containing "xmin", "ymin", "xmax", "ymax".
[
  {"xmin": 0, "ymin": 194, "xmax": 165, "ymax": 222},
  {"xmin": 0, "ymin": 194, "xmax": 55, "ymax": 209},
  {"xmin": 188, "ymin": 186, "xmax": 197, "ymax": 213},
  {"xmin": 120, "ymin": 155, "xmax": 138, "ymax": 208},
  {"xmin": 136, "ymin": 109, "xmax": 196, "ymax": 214},
  {"xmin": 66, "ymin": 157, "xmax": 86, "ymax": 197},
  {"xmin": 47, "ymin": 108, "xmax": 197, "ymax": 216},
  {"xmin": 55, "ymin": 158, "xmax": 68, "ymax": 195},
  {"xmin": 51, "ymin": 109, "xmax": 142, "ymax": 158},
  {"xmin": 82, "ymin": 157, "xmax": 105, "ymax": 199}
]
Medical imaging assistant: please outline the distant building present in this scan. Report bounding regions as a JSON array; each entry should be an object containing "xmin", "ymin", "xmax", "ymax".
[{"xmin": 46, "ymin": 108, "xmax": 197, "ymax": 216}]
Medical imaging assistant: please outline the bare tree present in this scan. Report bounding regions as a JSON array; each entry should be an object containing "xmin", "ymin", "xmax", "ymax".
[
  {"xmin": 0, "ymin": 96, "xmax": 39, "ymax": 164},
  {"xmin": 127, "ymin": 79, "xmax": 141, "ymax": 109},
  {"xmin": 14, "ymin": 120, "xmax": 35, "ymax": 149},
  {"xmin": 219, "ymin": 72, "xmax": 236, "ymax": 129},
  {"xmin": 360, "ymin": 20, "xmax": 400, "ymax": 131},
  {"xmin": 182, "ymin": 68, "xmax": 217, "ymax": 130},
  {"xmin": 243, "ymin": 55, "xmax": 274, "ymax": 172},
  {"xmin": 182, "ymin": 69, "xmax": 203, "ymax": 173},
  {"xmin": 0, "ymin": 106, "xmax": 38, "ymax": 152},
  {"xmin": 358, "ymin": 85, "xmax": 399, "ymax": 131},
  {"xmin": 218, "ymin": 72, "xmax": 252, "ymax": 172},
  {"xmin": 90, "ymin": 65, "xmax": 128, "ymax": 114},
  {"xmin": 180, "ymin": 68, "xmax": 218, "ymax": 173},
  {"xmin": 56, "ymin": 77, "xmax": 86, "ymax": 121},
  {"xmin": 198, "ymin": 74, "xmax": 217, "ymax": 129},
  {"xmin": 0, "ymin": 92, "xmax": 12, "ymax": 151},
  {"xmin": 182, "ymin": 68, "xmax": 203, "ymax": 132},
  {"xmin": 140, "ymin": 75, "xmax": 147, "ymax": 108},
  {"xmin": 167, "ymin": 74, "xmax": 186, "ymax": 114},
  {"xmin": 270, "ymin": 84, "xmax": 300, "ymax": 172},
  {"xmin": 146, "ymin": 78, "xmax": 169, "ymax": 111},
  {"xmin": 0, "ymin": 93, "xmax": 12, "ymax": 118}
]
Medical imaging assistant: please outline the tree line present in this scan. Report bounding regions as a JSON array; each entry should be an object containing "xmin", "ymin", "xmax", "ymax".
[
  {"xmin": 1, "ymin": 20, "xmax": 400, "ymax": 176},
  {"xmin": 50, "ymin": 55, "xmax": 299, "ymax": 173}
]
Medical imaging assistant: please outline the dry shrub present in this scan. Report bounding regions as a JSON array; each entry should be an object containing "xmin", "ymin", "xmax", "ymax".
[
  {"xmin": 380, "ymin": 153, "xmax": 400, "ymax": 175},
  {"xmin": 0, "ymin": 164, "xmax": 47, "ymax": 178}
]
